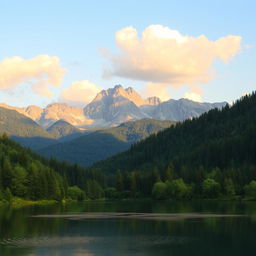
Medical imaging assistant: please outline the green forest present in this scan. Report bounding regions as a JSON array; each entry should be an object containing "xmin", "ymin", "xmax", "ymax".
[
  {"xmin": 92, "ymin": 92, "xmax": 256, "ymax": 200},
  {"xmin": 0, "ymin": 135, "xmax": 105, "ymax": 203},
  {"xmin": 1, "ymin": 92, "xmax": 256, "ymax": 203}
]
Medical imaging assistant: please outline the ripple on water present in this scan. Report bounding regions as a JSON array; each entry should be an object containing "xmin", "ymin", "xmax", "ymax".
[
  {"xmin": 0, "ymin": 235, "xmax": 189, "ymax": 249},
  {"xmin": 0, "ymin": 236, "xmax": 93, "ymax": 248},
  {"xmin": 31, "ymin": 212, "xmax": 245, "ymax": 221}
]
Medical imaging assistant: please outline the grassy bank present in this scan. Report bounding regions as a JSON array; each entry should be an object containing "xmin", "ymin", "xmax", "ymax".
[{"xmin": 0, "ymin": 197, "xmax": 58, "ymax": 207}]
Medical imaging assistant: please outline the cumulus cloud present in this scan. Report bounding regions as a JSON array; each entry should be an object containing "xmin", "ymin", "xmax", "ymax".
[
  {"xmin": 183, "ymin": 92, "xmax": 202, "ymax": 102},
  {"xmin": 0, "ymin": 55, "xmax": 67, "ymax": 97},
  {"xmin": 141, "ymin": 82, "xmax": 170, "ymax": 101},
  {"xmin": 60, "ymin": 80, "xmax": 102, "ymax": 107},
  {"xmin": 104, "ymin": 25, "xmax": 242, "ymax": 99}
]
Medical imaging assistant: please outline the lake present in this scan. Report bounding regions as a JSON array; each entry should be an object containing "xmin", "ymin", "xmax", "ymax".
[{"xmin": 0, "ymin": 200, "xmax": 256, "ymax": 256}]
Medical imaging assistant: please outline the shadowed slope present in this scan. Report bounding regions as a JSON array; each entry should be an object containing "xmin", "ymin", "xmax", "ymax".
[{"xmin": 38, "ymin": 119, "xmax": 175, "ymax": 166}]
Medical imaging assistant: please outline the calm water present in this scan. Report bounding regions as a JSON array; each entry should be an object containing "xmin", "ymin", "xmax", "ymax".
[{"xmin": 0, "ymin": 200, "xmax": 256, "ymax": 256}]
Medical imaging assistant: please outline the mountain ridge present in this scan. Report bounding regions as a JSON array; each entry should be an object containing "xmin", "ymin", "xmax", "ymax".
[
  {"xmin": 0, "ymin": 85, "xmax": 227, "ymax": 129},
  {"xmin": 38, "ymin": 118, "xmax": 175, "ymax": 167},
  {"xmin": 47, "ymin": 120, "xmax": 82, "ymax": 139},
  {"xmin": 92, "ymin": 92, "xmax": 256, "ymax": 177}
]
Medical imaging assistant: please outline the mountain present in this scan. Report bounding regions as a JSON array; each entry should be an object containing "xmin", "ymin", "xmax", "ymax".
[
  {"xmin": 24, "ymin": 105, "xmax": 44, "ymax": 120},
  {"xmin": 149, "ymin": 98, "xmax": 227, "ymax": 121},
  {"xmin": 0, "ymin": 107, "xmax": 88, "ymax": 149},
  {"xmin": 83, "ymin": 85, "xmax": 148, "ymax": 125},
  {"xmin": 0, "ymin": 106, "xmax": 58, "ymax": 149},
  {"xmin": 37, "ymin": 103, "xmax": 93, "ymax": 128},
  {"xmin": 38, "ymin": 119, "xmax": 175, "ymax": 167},
  {"xmin": 0, "ymin": 103, "xmax": 92, "ymax": 128},
  {"xmin": 84, "ymin": 85, "xmax": 226, "ymax": 126},
  {"xmin": 47, "ymin": 120, "xmax": 81, "ymax": 139},
  {"xmin": 93, "ymin": 93, "xmax": 256, "ymax": 181},
  {"xmin": 0, "ymin": 107, "xmax": 52, "ymax": 138},
  {"xmin": 0, "ymin": 85, "xmax": 227, "ymax": 129},
  {"xmin": 144, "ymin": 96, "xmax": 161, "ymax": 106},
  {"xmin": 1, "ymin": 93, "xmax": 255, "ymax": 202}
]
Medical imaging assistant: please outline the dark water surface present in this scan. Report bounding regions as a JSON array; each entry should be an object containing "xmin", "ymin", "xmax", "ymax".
[{"xmin": 0, "ymin": 200, "xmax": 256, "ymax": 256}]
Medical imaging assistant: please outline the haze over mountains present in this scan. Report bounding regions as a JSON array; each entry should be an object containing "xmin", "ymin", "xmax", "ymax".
[{"xmin": 0, "ymin": 85, "xmax": 227, "ymax": 129}]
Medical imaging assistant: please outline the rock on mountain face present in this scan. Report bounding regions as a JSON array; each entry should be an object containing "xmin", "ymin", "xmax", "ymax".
[
  {"xmin": 84, "ymin": 85, "xmax": 148, "ymax": 125},
  {"xmin": 0, "ymin": 103, "xmax": 43, "ymax": 122},
  {"xmin": 0, "ymin": 103, "xmax": 28, "ymax": 116},
  {"xmin": 0, "ymin": 103, "xmax": 93, "ymax": 128},
  {"xmin": 0, "ymin": 85, "xmax": 227, "ymax": 129},
  {"xmin": 150, "ymin": 98, "xmax": 227, "ymax": 121},
  {"xmin": 144, "ymin": 96, "xmax": 161, "ymax": 106},
  {"xmin": 24, "ymin": 105, "xmax": 44, "ymax": 121},
  {"xmin": 37, "ymin": 103, "xmax": 92, "ymax": 128},
  {"xmin": 84, "ymin": 85, "xmax": 227, "ymax": 125}
]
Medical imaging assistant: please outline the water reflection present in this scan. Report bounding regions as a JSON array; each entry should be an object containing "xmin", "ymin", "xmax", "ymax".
[{"xmin": 0, "ymin": 200, "xmax": 256, "ymax": 256}]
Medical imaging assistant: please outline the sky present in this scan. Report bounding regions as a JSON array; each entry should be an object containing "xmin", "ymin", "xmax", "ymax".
[{"xmin": 0, "ymin": 0, "xmax": 255, "ymax": 107}]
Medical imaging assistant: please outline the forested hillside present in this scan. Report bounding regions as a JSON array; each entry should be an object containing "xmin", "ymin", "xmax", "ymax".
[
  {"xmin": 0, "ymin": 107, "xmax": 52, "ymax": 138},
  {"xmin": 1, "ymin": 93, "xmax": 256, "ymax": 202},
  {"xmin": 92, "ymin": 93, "xmax": 256, "ymax": 199},
  {"xmin": 38, "ymin": 119, "xmax": 175, "ymax": 166},
  {"xmin": 0, "ymin": 135, "xmax": 105, "ymax": 202},
  {"xmin": 0, "ymin": 134, "xmax": 65, "ymax": 201}
]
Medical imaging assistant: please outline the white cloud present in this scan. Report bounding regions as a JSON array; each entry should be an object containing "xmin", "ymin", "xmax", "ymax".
[
  {"xmin": 244, "ymin": 44, "xmax": 253, "ymax": 49},
  {"xmin": 242, "ymin": 92, "xmax": 249, "ymax": 97},
  {"xmin": 104, "ymin": 25, "xmax": 242, "ymax": 99},
  {"xmin": 60, "ymin": 80, "xmax": 102, "ymax": 107},
  {"xmin": 141, "ymin": 82, "xmax": 170, "ymax": 101},
  {"xmin": 183, "ymin": 92, "xmax": 202, "ymax": 102},
  {"xmin": 0, "ymin": 55, "xmax": 67, "ymax": 97}
]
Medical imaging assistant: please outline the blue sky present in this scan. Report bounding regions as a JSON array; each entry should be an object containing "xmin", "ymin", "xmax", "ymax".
[{"xmin": 0, "ymin": 0, "xmax": 255, "ymax": 107}]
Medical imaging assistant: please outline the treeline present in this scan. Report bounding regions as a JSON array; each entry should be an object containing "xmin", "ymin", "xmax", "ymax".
[
  {"xmin": 0, "ymin": 134, "xmax": 65, "ymax": 201},
  {"xmin": 0, "ymin": 134, "xmax": 255, "ymax": 201},
  {"xmin": 91, "ymin": 92, "xmax": 256, "ymax": 200},
  {"xmin": 0, "ymin": 134, "xmax": 105, "ymax": 202},
  {"xmin": 1, "ymin": 92, "xmax": 256, "ymax": 202},
  {"xmin": 103, "ymin": 167, "xmax": 256, "ymax": 200}
]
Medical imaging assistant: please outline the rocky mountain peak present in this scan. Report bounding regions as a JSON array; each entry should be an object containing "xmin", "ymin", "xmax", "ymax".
[
  {"xmin": 1, "ymin": 85, "xmax": 228, "ymax": 130},
  {"xmin": 45, "ymin": 103, "xmax": 71, "ymax": 110},
  {"xmin": 145, "ymin": 97, "xmax": 161, "ymax": 106},
  {"xmin": 90, "ymin": 85, "xmax": 145, "ymax": 107},
  {"xmin": 50, "ymin": 119, "xmax": 71, "ymax": 126},
  {"xmin": 114, "ymin": 84, "xmax": 123, "ymax": 90},
  {"xmin": 84, "ymin": 85, "xmax": 148, "ymax": 123},
  {"xmin": 25, "ymin": 105, "xmax": 43, "ymax": 119}
]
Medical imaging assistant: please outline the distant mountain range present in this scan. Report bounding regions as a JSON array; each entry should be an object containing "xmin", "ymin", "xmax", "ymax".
[
  {"xmin": 0, "ymin": 102, "xmax": 91, "ymax": 128},
  {"xmin": 92, "ymin": 92, "xmax": 256, "ymax": 186},
  {"xmin": 0, "ymin": 85, "xmax": 227, "ymax": 129},
  {"xmin": 0, "ymin": 105, "xmax": 175, "ymax": 165},
  {"xmin": 0, "ymin": 84, "xmax": 227, "ymax": 166},
  {"xmin": 0, "ymin": 106, "xmax": 53, "ymax": 139}
]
